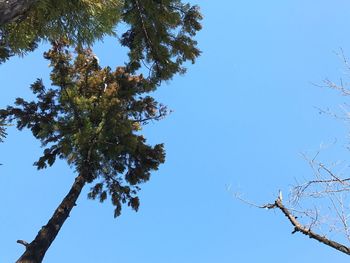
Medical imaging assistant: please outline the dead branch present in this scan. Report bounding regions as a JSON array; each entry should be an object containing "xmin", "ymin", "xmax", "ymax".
[
  {"xmin": 16, "ymin": 240, "xmax": 29, "ymax": 247},
  {"xmin": 264, "ymin": 197, "xmax": 350, "ymax": 256}
]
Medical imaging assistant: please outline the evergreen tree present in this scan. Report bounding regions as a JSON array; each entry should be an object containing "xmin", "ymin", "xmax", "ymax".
[
  {"xmin": 120, "ymin": 0, "xmax": 202, "ymax": 86},
  {"xmin": 0, "ymin": 0, "xmax": 123, "ymax": 63},
  {"xmin": 0, "ymin": 0, "xmax": 202, "ymax": 78},
  {"xmin": 1, "ymin": 1, "xmax": 202, "ymax": 262},
  {"xmin": 1, "ymin": 40, "xmax": 167, "ymax": 263}
]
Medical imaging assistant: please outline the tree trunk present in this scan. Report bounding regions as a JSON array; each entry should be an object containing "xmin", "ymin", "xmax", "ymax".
[
  {"xmin": 0, "ymin": 0, "xmax": 37, "ymax": 26},
  {"xmin": 16, "ymin": 174, "xmax": 87, "ymax": 263}
]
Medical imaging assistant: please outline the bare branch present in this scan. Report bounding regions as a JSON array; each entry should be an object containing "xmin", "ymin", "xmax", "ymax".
[
  {"xmin": 265, "ymin": 198, "xmax": 350, "ymax": 255},
  {"xmin": 16, "ymin": 240, "xmax": 29, "ymax": 247}
]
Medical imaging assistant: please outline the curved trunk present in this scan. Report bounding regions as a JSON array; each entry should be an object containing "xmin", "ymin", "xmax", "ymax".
[
  {"xmin": 0, "ymin": 0, "xmax": 37, "ymax": 26},
  {"xmin": 16, "ymin": 174, "xmax": 86, "ymax": 263}
]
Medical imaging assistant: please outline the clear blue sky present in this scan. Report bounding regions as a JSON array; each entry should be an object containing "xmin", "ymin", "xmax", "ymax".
[{"xmin": 2, "ymin": 1, "xmax": 350, "ymax": 262}]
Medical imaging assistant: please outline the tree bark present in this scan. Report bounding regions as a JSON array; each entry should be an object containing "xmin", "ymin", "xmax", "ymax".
[
  {"xmin": 16, "ymin": 173, "xmax": 87, "ymax": 263},
  {"xmin": 263, "ymin": 198, "xmax": 350, "ymax": 256},
  {"xmin": 0, "ymin": 0, "xmax": 38, "ymax": 26}
]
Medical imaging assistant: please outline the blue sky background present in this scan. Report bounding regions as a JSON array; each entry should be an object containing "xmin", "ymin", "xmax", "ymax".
[{"xmin": 2, "ymin": 1, "xmax": 350, "ymax": 262}]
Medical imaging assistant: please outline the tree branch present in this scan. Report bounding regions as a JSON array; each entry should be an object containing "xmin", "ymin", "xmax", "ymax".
[
  {"xmin": 0, "ymin": 0, "xmax": 38, "ymax": 26},
  {"xmin": 16, "ymin": 240, "xmax": 29, "ymax": 247},
  {"xmin": 266, "ymin": 198, "xmax": 350, "ymax": 256}
]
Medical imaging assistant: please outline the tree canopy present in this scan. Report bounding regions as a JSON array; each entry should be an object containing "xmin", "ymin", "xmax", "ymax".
[
  {"xmin": 0, "ymin": 0, "xmax": 202, "ymax": 262},
  {"xmin": 1, "ymin": 39, "xmax": 166, "ymax": 217},
  {"xmin": 0, "ymin": 0, "xmax": 202, "ymax": 88},
  {"xmin": 0, "ymin": 0, "xmax": 123, "ymax": 62}
]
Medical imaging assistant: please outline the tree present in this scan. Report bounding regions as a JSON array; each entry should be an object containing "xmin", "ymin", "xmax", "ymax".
[
  {"xmin": 0, "ymin": 0, "xmax": 202, "ymax": 262},
  {"xmin": 2, "ymin": 41, "xmax": 166, "ymax": 262},
  {"xmin": 250, "ymin": 58, "xmax": 350, "ymax": 256},
  {"xmin": 0, "ymin": 0, "xmax": 123, "ymax": 63},
  {"xmin": 0, "ymin": 0, "xmax": 202, "ymax": 79}
]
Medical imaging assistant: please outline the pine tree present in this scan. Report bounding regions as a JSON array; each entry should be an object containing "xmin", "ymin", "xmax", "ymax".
[
  {"xmin": 1, "ymin": 1, "xmax": 202, "ymax": 262},
  {"xmin": 0, "ymin": 0, "xmax": 202, "ymax": 75},
  {"xmin": 1, "ymin": 40, "xmax": 167, "ymax": 263},
  {"xmin": 120, "ymin": 0, "xmax": 202, "ymax": 86},
  {"xmin": 0, "ymin": 0, "xmax": 123, "ymax": 62}
]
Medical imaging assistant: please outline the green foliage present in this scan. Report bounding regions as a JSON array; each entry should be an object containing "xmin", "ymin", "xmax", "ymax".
[
  {"xmin": 1, "ymin": 0, "xmax": 202, "ymax": 87},
  {"xmin": 0, "ymin": 41, "xmax": 166, "ymax": 217},
  {"xmin": 0, "ymin": 0, "xmax": 123, "ymax": 61},
  {"xmin": 121, "ymin": 0, "xmax": 202, "ymax": 87},
  {"xmin": 0, "ymin": 0, "xmax": 202, "ymax": 217}
]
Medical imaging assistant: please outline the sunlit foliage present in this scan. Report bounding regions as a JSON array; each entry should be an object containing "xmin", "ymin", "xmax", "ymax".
[
  {"xmin": 0, "ymin": 0, "xmax": 202, "ymax": 217},
  {"xmin": 0, "ymin": 0, "xmax": 202, "ymax": 88},
  {"xmin": 0, "ymin": 41, "xmax": 167, "ymax": 216},
  {"xmin": 0, "ymin": 0, "xmax": 122, "ymax": 59}
]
